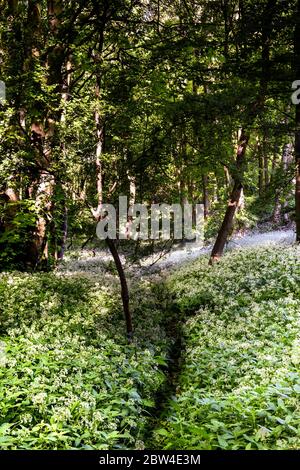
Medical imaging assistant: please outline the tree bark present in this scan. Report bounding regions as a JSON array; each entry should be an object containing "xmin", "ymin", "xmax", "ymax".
[
  {"xmin": 90, "ymin": 6, "xmax": 133, "ymax": 339},
  {"xmin": 209, "ymin": 0, "xmax": 277, "ymax": 263},
  {"xmin": 34, "ymin": 0, "xmax": 64, "ymax": 265},
  {"xmin": 105, "ymin": 237, "xmax": 133, "ymax": 340},
  {"xmin": 209, "ymin": 130, "xmax": 249, "ymax": 264},
  {"xmin": 202, "ymin": 174, "xmax": 210, "ymax": 219},
  {"xmin": 263, "ymin": 152, "xmax": 269, "ymax": 187},
  {"xmin": 272, "ymin": 143, "xmax": 293, "ymax": 224},
  {"xmin": 258, "ymin": 145, "xmax": 264, "ymax": 195},
  {"xmin": 282, "ymin": 143, "xmax": 293, "ymax": 223},
  {"xmin": 295, "ymin": 0, "xmax": 300, "ymax": 241}
]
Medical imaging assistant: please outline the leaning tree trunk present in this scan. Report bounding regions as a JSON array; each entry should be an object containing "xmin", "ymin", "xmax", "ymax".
[
  {"xmin": 209, "ymin": 0, "xmax": 277, "ymax": 263},
  {"xmin": 105, "ymin": 237, "xmax": 133, "ymax": 340},
  {"xmin": 91, "ymin": 12, "xmax": 133, "ymax": 339},
  {"xmin": 91, "ymin": 101, "xmax": 133, "ymax": 338},
  {"xmin": 209, "ymin": 130, "xmax": 249, "ymax": 264}
]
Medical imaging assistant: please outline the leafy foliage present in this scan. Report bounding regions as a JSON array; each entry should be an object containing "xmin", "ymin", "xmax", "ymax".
[
  {"xmin": 152, "ymin": 245, "xmax": 300, "ymax": 450},
  {"xmin": 0, "ymin": 200, "xmax": 38, "ymax": 270},
  {"xmin": 0, "ymin": 272, "xmax": 169, "ymax": 449}
]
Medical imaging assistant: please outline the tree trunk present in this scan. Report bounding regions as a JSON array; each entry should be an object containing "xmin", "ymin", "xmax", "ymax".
[
  {"xmin": 295, "ymin": 0, "xmax": 300, "ymax": 241},
  {"xmin": 56, "ymin": 59, "xmax": 72, "ymax": 261},
  {"xmin": 202, "ymin": 174, "xmax": 210, "ymax": 219},
  {"xmin": 264, "ymin": 153, "xmax": 269, "ymax": 188},
  {"xmin": 273, "ymin": 194, "xmax": 281, "ymax": 224},
  {"xmin": 273, "ymin": 143, "xmax": 293, "ymax": 224},
  {"xmin": 94, "ymin": 77, "xmax": 104, "ymax": 214},
  {"xmin": 126, "ymin": 172, "xmax": 136, "ymax": 238},
  {"xmin": 258, "ymin": 148, "xmax": 264, "ymax": 196},
  {"xmin": 105, "ymin": 237, "xmax": 133, "ymax": 340},
  {"xmin": 282, "ymin": 143, "xmax": 293, "ymax": 223},
  {"xmin": 295, "ymin": 113, "xmax": 300, "ymax": 240},
  {"xmin": 57, "ymin": 206, "xmax": 68, "ymax": 260},
  {"xmin": 209, "ymin": 130, "xmax": 249, "ymax": 264},
  {"xmin": 39, "ymin": 0, "xmax": 65, "ymax": 263},
  {"xmin": 209, "ymin": 0, "xmax": 277, "ymax": 263},
  {"xmin": 224, "ymin": 165, "xmax": 232, "ymax": 187},
  {"xmin": 90, "ymin": 12, "xmax": 133, "ymax": 339}
]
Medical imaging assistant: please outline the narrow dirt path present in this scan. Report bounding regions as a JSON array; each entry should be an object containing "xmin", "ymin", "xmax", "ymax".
[{"xmin": 141, "ymin": 227, "xmax": 296, "ymax": 448}]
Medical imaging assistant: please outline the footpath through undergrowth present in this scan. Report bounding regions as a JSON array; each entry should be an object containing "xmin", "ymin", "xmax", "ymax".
[
  {"xmin": 0, "ymin": 232, "xmax": 299, "ymax": 450},
  {"xmin": 147, "ymin": 244, "xmax": 300, "ymax": 450}
]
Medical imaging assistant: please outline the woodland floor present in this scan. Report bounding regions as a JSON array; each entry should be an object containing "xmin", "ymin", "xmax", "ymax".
[
  {"xmin": 59, "ymin": 226, "xmax": 296, "ymax": 276},
  {"xmin": 0, "ymin": 227, "xmax": 299, "ymax": 450},
  {"xmin": 58, "ymin": 226, "xmax": 299, "ymax": 449}
]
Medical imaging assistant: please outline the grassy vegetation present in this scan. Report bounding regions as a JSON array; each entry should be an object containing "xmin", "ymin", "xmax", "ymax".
[{"xmin": 152, "ymin": 245, "xmax": 300, "ymax": 449}]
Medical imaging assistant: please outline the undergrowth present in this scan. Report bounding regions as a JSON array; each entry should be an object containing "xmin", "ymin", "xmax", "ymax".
[{"xmin": 152, "ymin": 245, "xmax": 300, "ymax": 450}]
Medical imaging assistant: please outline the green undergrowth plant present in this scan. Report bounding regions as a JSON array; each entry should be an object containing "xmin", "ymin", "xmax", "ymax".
[
  {"xmin": 0, "ymin": 272, "xmax": 170, "ymax": 449},
  {"xmin": 1, "ymin": 245, "xmax": 299, "ymax": 451},
  {"xmin": 152, "ymin": 245, "xmax": 300, "ymax": 450}
]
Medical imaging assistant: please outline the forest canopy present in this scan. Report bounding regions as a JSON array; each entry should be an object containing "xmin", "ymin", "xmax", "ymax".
[{"xmin": 0, "ymin": 0, "xmax": 299, "ymax": 271}]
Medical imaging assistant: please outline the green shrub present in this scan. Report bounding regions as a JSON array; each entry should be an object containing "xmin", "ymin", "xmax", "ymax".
[{"xmin": 0, "ymin": 200, "xmax": 38, "ymax": 271}]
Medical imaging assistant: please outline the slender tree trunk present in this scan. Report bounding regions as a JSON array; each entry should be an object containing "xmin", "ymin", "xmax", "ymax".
[
  {"xmin": 90, "ymin": 13, "xmax": 133, "ymax": 338},
  {"xmin": 264, "ymin": 153, "xmax": 269, "ymax": 187},
  {"xmin": 224, "ymin": 165, "xmax": 232, "ymax": 187},
  {"xmin": 56, "ymin": 58, "xmax": 72, "ymax": 261},
  {"xmin": 272, "ymin": 143, "xmax": 292, "ymax": 224},
  {"xmin": 57, "ymin": 206, "xmax": 68, "ymax": 260},
  {"xmin": 94, "ymin": 77, "xmax": 104, "ymax": 212},
  {"xmin": 34, "ymin": 171, "xmax": 54, "ymax": 267},
  {"xmin": 105, "ymin": 237, "xmax": 133, "ymax": 340},
  {"xmin": 126, "ymin": 172, "xmax": 136, "ymax": 238},
  {"xmin": 214, "ymin": 172, "xmax": 223, "ymax": 202},
  {"xmin": 210, "ymin": 0, "xmax": 277, "ymax": 263},
  {"xmin": 295, "ymin": 0, "xmax": 300, "ymax": 241},
  {"xmin": 282, "ymin": 143, "xmax": 293, "ymax": 223},
  {"xmin": 258, "ymin": 147, "xmax": 264, "ymax": 195},
  {"xmin": 271, "ymin": 146, "xmax": 279, "ymax": 179},
  {"xmin": 202, "ymin": 174, "xmax": 210, "ymax": 219},
  {"xmin": 295, "ymin": 114, "xmax": 300, "ymax": 240},
  {"xmin": 221, "ymin": 0, "xmax": 230, "ymax": 59},
  {"xmin": 273, "ymin": 194, "xmax": 281, "ymax": 224}
]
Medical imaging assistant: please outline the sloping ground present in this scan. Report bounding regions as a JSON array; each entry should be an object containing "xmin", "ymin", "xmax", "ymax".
[
  {"xmin": 151, "ymin": 245, "xmax": 300, "ymax": 449},
  {"xmin": 0, "ymin": 235, "xmax": 298, "ymax": 450}
]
